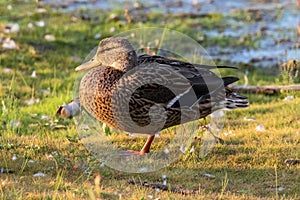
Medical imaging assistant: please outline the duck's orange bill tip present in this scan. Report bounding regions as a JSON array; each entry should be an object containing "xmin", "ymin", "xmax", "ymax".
[{"xmin": 75, "ymin": 60, "xmax": 96, "ymax": 71}]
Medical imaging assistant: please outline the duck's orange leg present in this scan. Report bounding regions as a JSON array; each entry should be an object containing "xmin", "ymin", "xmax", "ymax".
[
  {"xmin": 122, "ymin": 135, "xmax": 155, "ymax": 156},
  {"xmin": 140, "ymin": 135, "xmax": 155, "ymax": 154}
]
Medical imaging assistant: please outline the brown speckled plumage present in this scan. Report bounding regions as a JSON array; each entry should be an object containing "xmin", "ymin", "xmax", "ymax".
[{"xmin": 77, "ymin": 37, "xmax": 248, "ymax": 154}]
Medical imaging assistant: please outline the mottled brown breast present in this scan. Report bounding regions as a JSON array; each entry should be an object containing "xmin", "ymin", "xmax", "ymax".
[{"xmin": 79, "ymin": 66, "xmax": 123, "ymax": 129}]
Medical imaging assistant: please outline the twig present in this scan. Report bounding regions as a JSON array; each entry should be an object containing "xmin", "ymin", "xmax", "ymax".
[
  {"xmin": 128, "ymin": 179, "xmax": 199, "ymax": 195},
  {"xmin": 228, "ymin": 84, "xmax": 300, "ymax": 94}
]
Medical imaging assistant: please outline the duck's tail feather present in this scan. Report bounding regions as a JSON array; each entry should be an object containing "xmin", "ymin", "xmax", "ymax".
[
  {"xmin": 224, "ymin": 89, "xmax": 249, "ymax": 110},
  {"xmin": 222, "ymin": 76, "xmax": 239, "ymax": 86},
  {"xmin": 194, "ymin": 64, "xmax": 238, "ymax": 70}
]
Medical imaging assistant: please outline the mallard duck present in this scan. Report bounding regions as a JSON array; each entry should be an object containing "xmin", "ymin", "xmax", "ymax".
[{"xmin": 76, "ymin": 37, "xmax": 248, "ymax": 155}]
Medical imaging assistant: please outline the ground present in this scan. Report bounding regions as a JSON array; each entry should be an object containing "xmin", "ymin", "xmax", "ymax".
[{"xmin": 0, "ymin": 1, "xmax": 299, "ymax": 199}]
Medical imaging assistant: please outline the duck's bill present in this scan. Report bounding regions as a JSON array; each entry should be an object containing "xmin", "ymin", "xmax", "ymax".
[{"xmin": 75, "ymin": 58, "xmax": 98, "ymax": 71}]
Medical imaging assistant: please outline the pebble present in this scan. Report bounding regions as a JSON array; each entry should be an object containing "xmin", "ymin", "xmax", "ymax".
[
  {"xmin": 4, "ymin": 23, "xmax": 20, "ymax": 33},
  {"xmin": 35, "ymin": 21, "xmax": 45, "ymax": 27},
  {"xmin": 40, "ymin": 115, "xmax": 49, "ymax": 120},
  {"xmin": 109, "ymin": 27, "xmax": 115, "ymax": 33},
  {"xmin": 12, "ymin": 154, "xmax": 17, "ymax": 161},
  {"xmin": 26, "ymin": 98, "xmax": 40, "ymax": 105},
  {"xmin": 255, "ymin": 124, "xmax": 265, "ymax": 132},
  {"xmin": 284, "ymin": 96, "xmax": 293, "ymax": 101},
  {"xmin": 94, "ymin": 33, "xmax": 101, "ymax": 39},
  {"xmin": 180, "ymin": 144, "xmax": 186, "ymax": 153},
  {"xmin": 33, "ymin": 172, "xmax": 46, "ymax": 177},
  {"xmin": 202, "ymin": 173, "xmax": 215, "ymax": 178},
  {"xmin": 189, "ymin": 145, "xmax": 195, "ymax": 153},
  {"xmin": 3, "ymin": 68, "xmax": 12, "ymax": 73},
  {"xmin": 10, "ymin": 120, "xmax": 21, "ymax": 128},
  {"xmin": 27, "ymin": 22, "xmax": 34, "ymax": 29},
  {"xmin": 243, "ymin": 117, "xmax": 256, "ymax": 122},
  {"xmin": 2, "ymin": 38, "xmax": 17, "ymax": 49},
  {"xmin": 46, "ymin": 154, "xmax": 53, "ymax": 159},
  {"xmin": 44, "ymin": 34, "xmax": 56, "ymax": 41},
  {"xmin": 164, "ymin": 148, "xmax": 169, "ymax": 154},
  {"xmin": 223, "ymin": 130, "xmax": 233, "ymax": 136},
  {"xmin": 31, "ymin": 70, "xmax": 37, "ymax": 78},
  {"xmin": 36, "ymin": 8, "xmax": 47, "ymax": 13}
]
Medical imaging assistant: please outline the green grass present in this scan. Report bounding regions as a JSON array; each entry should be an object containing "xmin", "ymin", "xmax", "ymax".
[{"xmin": 0, "ymin": 1, "xmax": 299, "ymax": 199}]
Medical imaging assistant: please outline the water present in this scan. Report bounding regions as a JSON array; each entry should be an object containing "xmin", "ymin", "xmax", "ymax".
[{"xmin": 39, "ymin": 0, "xmax": 300, "ymax": 67}]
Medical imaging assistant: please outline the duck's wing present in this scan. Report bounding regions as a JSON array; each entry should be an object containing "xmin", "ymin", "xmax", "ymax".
[
  {"xmin": 137, "ymin": 54, "xmax": 237, "ymax": 98},
  {"xmin": 113, "ymin": 60, "xmax": 246, "ymax": 133},
  {"xmin": 138, "ymin": 54, "xmax": 237, "ymax": 70}
]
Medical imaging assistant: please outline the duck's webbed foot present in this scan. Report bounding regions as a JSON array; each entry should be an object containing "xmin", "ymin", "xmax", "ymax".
[{"xmin": 119, "ymin": 135, "xmax": 155, "ymax": 156}]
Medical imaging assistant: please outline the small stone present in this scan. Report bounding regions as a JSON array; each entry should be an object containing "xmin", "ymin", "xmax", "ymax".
[
  {"xmin": 189, "ymin": 145, "xmax": 195, "ymax": 153},
  {"xmin": 3, "ymin": 68, "xmax": 12, "ymax": 73},
  {"xmin": 223, "ymin": 130, "xmax": 233, "ymax": 136},
  {"xmin": 255, "ymin": 124, "xmax": 265, "ymax": 132},
  {"xmin": 180, "ymin": 144, "xmax": 186, "ymax": 153},
  {"xmin": 2, "ymin": 38, "xmax": 17, "ymax": 49},
  {"xmin": 27, "ymin": 22, "xmax": 34, "ymax": 29},
  {"xmin": 46, "ymin": 154, "xmax": 53, "ymax": 159},
  {"xmin": 12, "ymin": 154, "xmax": 17, "ymax": 161},
  {"xmin": 277, "ymin": 186, "xmax": 284, "ymax": 192},
  {"xmin": 26, "ymin": 98, "xmax": 40, "ymax": 105},
  {"xmin": 41, "ymin": 115, "xmax": 49, "ymax": 120},
  {"xmin": 36, "ymin": 8, "xmax": 47, "ymax": 13},
  {"xmin": 10, "ymin": 120, "xmax": 21, "ymax": 128},
  {"xmin": 133, "ymin": 2, "xmax": 141, "ymax": 8},
  {"xmin": 139, "ymin": 167, "xmax": 148, "ymax": 173},
  {"xmin": 81, "ymin": 124, "xmax": 89, "ymax": 130},
  {"xmin": 100, "ymin": 162, "xmax": 105, "ymax": 167},
  {"xmin": 31, "ymin": 70, "xmax": 37, "ymax": 78},
  {"xmin": 284, "ymin": 96, "xmax": 293, "ymax": 101},
  {"xmin": 109, "ymin": 27, "xmax": 115, "ymax": 33},
  {"xmin": 202, "ymin": 173, "xmax": 215, "ymax": 178},
  {"xmin": 39, "ymin": 88, "xmax": 50, "ymax": 95},
  {"xmin": 33, "ymin": 172, "xmax": 46, "ymax": 177},
  {"xmin": 35, "ymin": 21, "xmax": 45, "ymax": 27},
  {"xmin": 244, "ymin": 117, "xmax": 256, "ymax": 122},
  {"xmin": 44, "ymin": 34, "xmax": 55, "ymax": 41},
  {"xmin": 164, "ymin": 148, "xmax": 169, "ymax": 154},
  {"xmin": 4, "ymin": 23, "xmax": 20, "ymax": 33},
  {"xmin": 94, "ymin": 33, "xmax": 101, "ymax": 39},
  {"xmin": 109, "ymin": 13, "xmax": 116, "ymax": 19},
  {"xmin": 163, "ymin": 179, "xmax": 167, "ymax": 185}
]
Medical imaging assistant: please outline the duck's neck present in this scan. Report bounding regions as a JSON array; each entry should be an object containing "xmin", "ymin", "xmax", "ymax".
[{"xmin": 110, "ymin": 51, "xmax": 137, "ymax": 72}]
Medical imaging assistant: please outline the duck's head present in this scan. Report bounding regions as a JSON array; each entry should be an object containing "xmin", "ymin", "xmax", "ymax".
[{"xmin": 75, "ymin": 37, "xmax": 137, "ymax": 72}]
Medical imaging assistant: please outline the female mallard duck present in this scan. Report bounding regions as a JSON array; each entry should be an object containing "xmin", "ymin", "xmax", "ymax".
[{"xmin": 76, "ymin": 37, "xmax": 248, "ymax": 155}]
